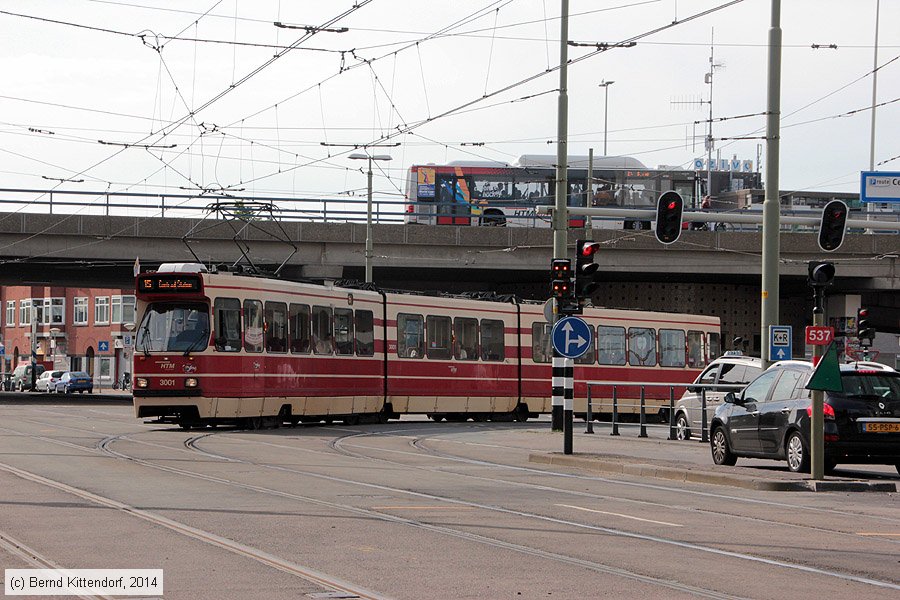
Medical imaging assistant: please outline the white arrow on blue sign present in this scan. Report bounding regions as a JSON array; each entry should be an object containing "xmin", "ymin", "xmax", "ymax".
[
  {"xmin": 768, "ymin": 325, "xmax": 792, "ymax": 362},
  {"xmin": 98, "ymin": 340, "xmax": 110, "ymax": 353},
  {"xmin": 551, "ymin": 316, "xmax": 592, "ymax": 359}
]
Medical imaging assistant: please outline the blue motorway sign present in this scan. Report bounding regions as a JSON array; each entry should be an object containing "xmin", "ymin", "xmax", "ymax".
[
  {"xmin": 768, "ymin": 325, "xmax": 792, "ymax": 362},
  {"xmin": 551, "ymin": 316, "xmax": 592, "ymax": 359},
  {"xmin": 98, "ymin": 340, "xmax": 110, "ymax": 353}
]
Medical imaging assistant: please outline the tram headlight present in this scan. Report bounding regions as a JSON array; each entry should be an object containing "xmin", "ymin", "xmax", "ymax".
[
  {"xmin": 135, "ymin": 378, "xmax": 149, "ymax": 389},
  {"xmin": 184, "ymin": 377, "xmax": 198, "ymax": 388}
]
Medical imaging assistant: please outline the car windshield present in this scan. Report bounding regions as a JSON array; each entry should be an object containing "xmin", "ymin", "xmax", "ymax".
[
  {"xmin": 137, "ymin": 302, "xmax": 210, "ymax": 353},
  {"xmin": 838, "ymin": 373, "xmax": 900, "ymax": 400}
]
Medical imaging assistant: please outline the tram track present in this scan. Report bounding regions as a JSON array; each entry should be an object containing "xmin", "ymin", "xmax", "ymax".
[{"xmin": 4, "ymin": 413, "xmax": 900, "ymax": 596}]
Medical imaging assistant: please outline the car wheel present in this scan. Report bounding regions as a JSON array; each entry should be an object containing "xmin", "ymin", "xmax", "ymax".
[
  {"xmin": 786, "ymin": 431, "xmax": 810, "ymax": 473},
  {"xmin": 675, "ymin": 413, "xmax": 691, "ymax": 441},
  {"xmin": 711, "ymin": 427, "xmax": 737, "ymax": 466}
]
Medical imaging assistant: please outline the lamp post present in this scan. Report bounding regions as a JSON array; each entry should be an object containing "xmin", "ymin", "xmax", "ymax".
[
  {"xmin": 598, "ymin": 80, "xmax": 614, "ymax": 156},
  {"xmin": 49, "ymin": 327, "xmax": 60, "ymax": 370},
  {"xmin": 348, "ymin": 152, "xmax": 392, "ymax": 283}
]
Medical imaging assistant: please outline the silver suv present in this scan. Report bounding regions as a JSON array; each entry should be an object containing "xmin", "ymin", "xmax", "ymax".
[{"xmin": 674, "ymin": 352, "xmax": 763, "ymax": 441}]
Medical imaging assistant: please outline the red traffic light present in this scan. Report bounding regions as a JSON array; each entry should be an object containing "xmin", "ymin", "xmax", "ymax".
[
  {"xmin": 857, "ymin": 308, "xmax": 868, "ymax": 319},
  {"xmin": 655, "ymin": 191, "xmax": 684, "ymax": 245},
  {"xmin": 579, "ymin": 241, "xmax": 600, "ymax": 257}
]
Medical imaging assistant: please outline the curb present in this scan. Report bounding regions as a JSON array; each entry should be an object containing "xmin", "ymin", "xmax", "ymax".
[{"xmin": 528, "ymin": 452, "xmax": 897, "ymax": 493}]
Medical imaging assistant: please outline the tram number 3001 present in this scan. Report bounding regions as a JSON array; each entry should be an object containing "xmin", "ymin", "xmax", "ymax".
[{"xmin": 158, "ymin": 378, "xmax": 177, "ymax": 387}]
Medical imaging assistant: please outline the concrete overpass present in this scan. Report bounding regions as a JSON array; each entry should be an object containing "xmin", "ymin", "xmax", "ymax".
[{"xmin": 1, "ymin": 211, "xmax": 897, "ymax": 358}]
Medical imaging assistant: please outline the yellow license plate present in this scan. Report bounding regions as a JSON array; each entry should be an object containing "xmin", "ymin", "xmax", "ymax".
[{"xmin": 863, "ymin": 422, "xmax": 900, "ymax": 433}]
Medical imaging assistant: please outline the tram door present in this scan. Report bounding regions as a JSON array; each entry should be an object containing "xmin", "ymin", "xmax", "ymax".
[{"xmin": 436, "ymin": 174, "xmax": 475, "ymax": 225}]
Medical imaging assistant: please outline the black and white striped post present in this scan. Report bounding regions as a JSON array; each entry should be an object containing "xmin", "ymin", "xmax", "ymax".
[
  {"xmin": 562, "ymin": 357, "xmax": 574, "ymax": 454},
  {"xmin": 551, "ymin": 353, "xmax": 565, "ymax": 432}
]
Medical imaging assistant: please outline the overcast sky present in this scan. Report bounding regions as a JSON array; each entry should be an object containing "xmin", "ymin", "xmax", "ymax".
[{"xmin": 0, "ymin": 0, "xmax": 896, "ymax": 216}]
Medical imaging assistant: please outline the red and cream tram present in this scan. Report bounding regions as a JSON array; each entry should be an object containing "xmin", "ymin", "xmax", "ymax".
[{"xmin": 133, "ymin": 263, "xmax": 721, "ymax": 429}]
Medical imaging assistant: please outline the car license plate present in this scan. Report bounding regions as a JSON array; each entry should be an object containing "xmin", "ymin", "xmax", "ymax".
[{"xmin": 863, "ymin": 422, "xmax": 900, "ymax": 433}]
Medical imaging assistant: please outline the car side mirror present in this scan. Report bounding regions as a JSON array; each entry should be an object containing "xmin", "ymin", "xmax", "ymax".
[
  {"xmin": 724, "ymin": 391, "xmax": 737, "ymax": 404},
  {"xmin": 687, "ymin": 385, "xmax": 699, "ymax": 393}
]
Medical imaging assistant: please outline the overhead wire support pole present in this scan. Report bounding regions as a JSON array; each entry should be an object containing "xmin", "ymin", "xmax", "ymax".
[
  {"xmin": 552, "ymin": 0, "xmax": 570, "ymax": 433},
  {"xmin": 761, "ymin": 0, "xmax": 782, "ymax": 370}
]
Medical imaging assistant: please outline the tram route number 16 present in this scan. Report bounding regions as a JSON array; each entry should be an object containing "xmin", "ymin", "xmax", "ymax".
[{"xmin": 805, "ymin": 326, "xmax": 835, "ymax": 346}]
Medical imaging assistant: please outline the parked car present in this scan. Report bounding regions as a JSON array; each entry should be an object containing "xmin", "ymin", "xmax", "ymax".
[
  {"xmin": 54, "ymin": 371, "xmax": 94, "ymax": 394},
  {"xmin": 35, "ymin": 370, "xmax": 66, "ymax": 393},
  {"xmin": 673, "ymin": 352, "xmax": 763, "ymax": 440},
  {"xmin": 11, "ymin": 364, "xmax": 46, "ymax": 392},
  {"xmin": 710, "ymin": 361, "xmax": 900, "ymax": 474}
]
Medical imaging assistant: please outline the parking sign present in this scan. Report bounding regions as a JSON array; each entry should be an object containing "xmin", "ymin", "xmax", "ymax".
[{"xmin": 768, "ymin": 326, "xmax": 792, "ymax": 361}]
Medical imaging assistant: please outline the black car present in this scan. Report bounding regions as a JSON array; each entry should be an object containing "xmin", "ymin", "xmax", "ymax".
[{"xmin": 710, "ymin": 361, "xmax": 900, "ymax": 474}]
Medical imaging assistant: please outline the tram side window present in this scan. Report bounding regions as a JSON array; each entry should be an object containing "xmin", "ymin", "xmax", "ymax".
[
  {"xmin": 597, "ymin": 326, "xmax": 626, "ymax": 365},
  {"xmin": 311, "ymin": 306, "xmax": 334, "ymax": 355},
  {"xmin": 397, "ymin": 313, "xmax": 424, "ymax": 358},
  {"xmin": 265, "ymin": 302, "xmax": 287, "ymax": 353},
  {"xmin": 454, "ymin": 317, "xmax": 478, "ymax": 360},
  {"xmin": 355, "ymin": 310, "xmax": 374, "ymax": 357},
  {"xmin": 289, "ymin": 304, "xmax": 310, "ymax": 354},
  {"xmin": 243, "ymin": 299, "xmax": 264, "ymax": 353},
  {"xmin": 659, "ymin": 329, "xmax": 686, "ymax": 368},
  {"xmin": 481, "ymin": 319, "xmax": 505, "ymax": 361},
  {"xmin": 687, "ymin": 331, "xmax": 705, "ymax": 368},
  {"xmin": 213, "ymin": 298, "xmax": 241, "ymax": 352},
  {"xmin": 575, "ymin": 325, "xmax": 596, "ymax": 365},
  {"xmin": 707, "ymin": 333, "xmax": 722, "ymax": 363},
  {"xmin": 628, "ymin": 327, "xmax": 657, "ymax": 366},
  {"xmin": 532, "ymin": 322, "xmax": 552, "ymax": 363},
  {"xmin": 426, "ymin": 315, "xmax": 452, "ymax": 360},
  {"xmin": 334, "ymin": 308, "xmax": 354, "ymax": 356}
]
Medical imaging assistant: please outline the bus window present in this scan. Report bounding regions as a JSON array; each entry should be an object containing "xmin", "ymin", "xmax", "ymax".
[
  {"xmin": 708, "ymin": 333, "xmax": 722, "ymax": 362},
  {"xmin": 481, "ymin": 319, "xmax": 505, "ymax": 361},
  {"xmin": 243, "ymin": 300, "xmax": 263, "ymax": 353},
  {"xmin": 213, "ymin": 298, "xmax": 241, "ymax": 352},
  {"xmin": 659, "ymin": 329, "xmax": 686, "ymax": 368},
  {"xmin": 289, "ymin": 303, "xmax": 310, "ymax": 353},
  {"xmin": 426, "ymin": 315, "xmax": 452, "ymax": 360},
  {"xmin": 398, "ymin": 313, "xmax": 424, "ymax": 358},
  {"xmin": 628, "ymin": 327, "xmax": 657, "ymax": 366},
  {"xmin": 454, "ymin": 317, "xmax": 478, "ymax": 360},
  {"xmin": 334, "ymin": 308, "xmax": 354, "ymax": 356},
  {"xmin": 575, "ymin": 324, "xmax": 596, "ymax": 364},
  {"xmin": 531, "ymin": 322, "xmax": 552, "ymax": 363},
  {"xmin": 264, "ymin": 302, "xmax": 287, "ymax": 353},
  {"xmin": 355, "ymin": 310, "xmax": 374, "ymax": 357},
  {"xmin": 311, "ymin": 306, "xmax": 333, "ymax": 355},
  {"xmin": 474, "ymin": 177, "xmax": 514, "ymax": 201},
  {"xmin": 687, "ymin": 331, "xmax": 704, "ymax": 368},
  {"xmin": 598, "ymin": 326, "xmax": 625, "ymax": 365}
]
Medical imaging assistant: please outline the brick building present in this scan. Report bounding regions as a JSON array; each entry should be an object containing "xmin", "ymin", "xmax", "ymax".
[{"xmin": 1, "ymin": 285, "xmax": 136, "ymax": 387}]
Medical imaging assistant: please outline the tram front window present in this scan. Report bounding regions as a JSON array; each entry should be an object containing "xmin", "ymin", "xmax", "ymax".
[{"xmin": 137, "ymin": 302, "xmax": 210, "ymax": 354}]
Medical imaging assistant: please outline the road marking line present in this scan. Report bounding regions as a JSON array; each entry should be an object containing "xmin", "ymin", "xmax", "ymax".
[
  {"xmin": 555, "ymin": 504, "xmax": 682, "ymax": 527},
  {"xmin": 856, "ymin": 533, "xmax": 900, "ymax": 537},
  {"xmin": 372, "ymin": 506, "xmax": 475, "ymax": 510}
]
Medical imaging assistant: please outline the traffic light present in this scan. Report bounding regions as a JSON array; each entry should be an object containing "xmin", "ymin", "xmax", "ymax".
[
  {"xmin": 818, "ymin": 199, "xmax": 848, "ymax": 252},
  {"xmin": 807, "ymin": 261, "xmax": 835, "ymax": 287},
  {"xmin": 655, "ymin": 191, "xmax": 684, "ymax": 244},
  {"xmin": 574, "ymin": 239, "xmax": 600, "ymax": 300},
  {"xmin": 857, "ymin": 307, "xmax": 875, "ymax": 345},
  {"xmin": 550, "ymin": 258, "xmax": 572, "ymax": 298}
]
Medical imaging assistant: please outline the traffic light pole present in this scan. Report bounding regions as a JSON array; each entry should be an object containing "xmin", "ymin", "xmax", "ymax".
[
  {"xmin": 810, "ymin": 289, "xmax": 825, "ymax": 480},
  {"xmin": 551, "ymin": 0, "xmax": 569, "ymax": 433}
]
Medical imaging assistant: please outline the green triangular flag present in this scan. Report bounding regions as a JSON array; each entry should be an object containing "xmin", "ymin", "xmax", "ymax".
[{"xmin": 805, "ymin": 341, "xmax": 843, "ymax": 393}]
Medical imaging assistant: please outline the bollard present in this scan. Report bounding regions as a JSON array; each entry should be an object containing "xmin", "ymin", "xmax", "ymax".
[
  {"xmin": 639, "ymin": 387, "xmax": 647, "ymax": 438},
  {"xmin": 701, "ymin": 387, "xmax": 709, "ymax": 443},
  {"xmin": 610, "ymin": 386, "xmax": 619, "ymax": 436},
  {"xmin": 585, "ymin": 385, "xmax": 595, "ymax": 434},
  {"xmin": 667, "ymin": 386, "xmax": 676, "ymax": 440}
]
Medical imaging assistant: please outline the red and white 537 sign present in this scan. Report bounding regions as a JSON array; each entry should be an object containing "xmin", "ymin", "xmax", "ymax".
[{"xmin": 805, "ymin": 326, "xmax": 834, "ymax": 346}]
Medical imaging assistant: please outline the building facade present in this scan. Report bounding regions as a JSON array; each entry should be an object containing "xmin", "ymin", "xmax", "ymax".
[{"xmin": 0, "ymin": 285, "xmax": 136, "ymax": 387}]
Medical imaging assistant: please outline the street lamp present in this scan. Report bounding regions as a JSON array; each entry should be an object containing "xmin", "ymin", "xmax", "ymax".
[
  {"xmin": 598, "ymin": 80, "xmax": 614, "ymax": 156},
  {"xmin": 348, "ymin": 152, "xmax": 392, "ymax": 283},
  {"xmin": 49, "ymin": 327, "xmax": 60, "ymax": 369}
]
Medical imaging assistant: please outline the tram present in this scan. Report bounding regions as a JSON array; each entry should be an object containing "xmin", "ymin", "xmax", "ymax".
[{"xmin": 133, "ymin": 263, "xmax": 721, "ymax": 429}]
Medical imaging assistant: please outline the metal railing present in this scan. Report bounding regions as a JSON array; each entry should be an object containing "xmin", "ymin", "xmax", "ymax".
[{"xmin": 583, "ymin": 380, "xmax": 745, "ymax": 442}]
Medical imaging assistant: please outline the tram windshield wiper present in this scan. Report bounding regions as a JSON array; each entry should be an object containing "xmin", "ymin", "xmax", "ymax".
[
  {"xmin": 183, "ymin": 329, "xmax": 210, "ymax": 357},
  {"xmin": 139, "ymin": 325, "xmax": 152, "ymax": 357}
]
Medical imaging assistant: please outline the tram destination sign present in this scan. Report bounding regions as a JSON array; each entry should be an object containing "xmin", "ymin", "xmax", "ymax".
[{"xmin": 137, "ymin": 274, "xmax": 202, "ymax": 293}]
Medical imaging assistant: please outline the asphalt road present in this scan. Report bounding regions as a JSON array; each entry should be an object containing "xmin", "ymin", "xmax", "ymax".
[{"xmin": 0, "ymin": 402, "xmax": 897, "ymax": 600}]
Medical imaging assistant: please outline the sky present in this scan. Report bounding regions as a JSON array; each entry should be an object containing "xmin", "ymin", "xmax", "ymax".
[{"xmin": 0, "ymin": 0, "xmax": 896, "ymax": 218}]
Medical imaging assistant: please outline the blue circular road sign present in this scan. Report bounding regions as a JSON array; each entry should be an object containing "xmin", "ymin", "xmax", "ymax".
[{"xmin": 551, "ymin": 316, "xmax": 592, "ymax": 359}]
